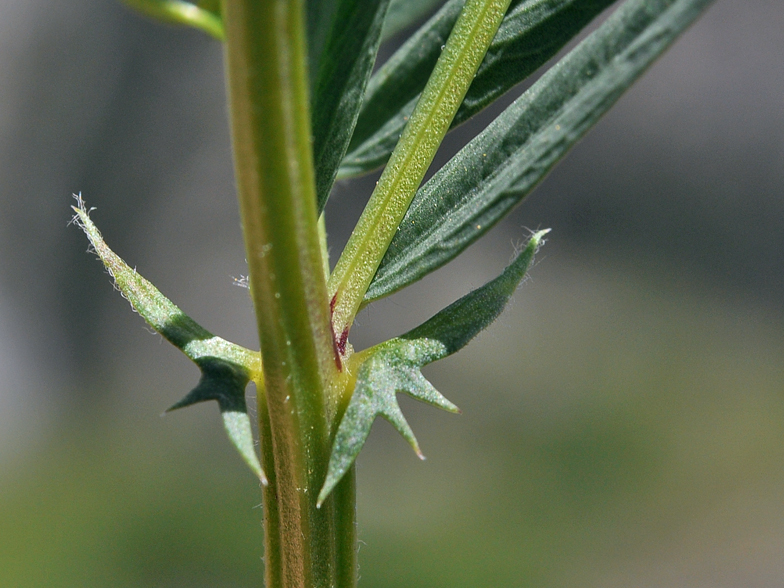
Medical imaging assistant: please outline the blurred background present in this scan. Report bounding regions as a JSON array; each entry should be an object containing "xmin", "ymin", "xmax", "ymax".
[{"xmin": 1, "ymin": 0, "xmax": 783, "ymax": 586}]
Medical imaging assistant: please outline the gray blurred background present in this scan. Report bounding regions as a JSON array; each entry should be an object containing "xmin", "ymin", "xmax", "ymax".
[{"xmin": 1, "ymin": 0, "xmax": 783, "ymax": 586}]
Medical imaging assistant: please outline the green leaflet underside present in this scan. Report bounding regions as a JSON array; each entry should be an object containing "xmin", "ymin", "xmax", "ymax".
[
  {"xmin": 122, "ymin": 0, "xmax": 225, "ymax": 40},
  {"xmin": 339, "ymin": 0, "xmax": 616, "ymax": 179},
  {"xmin": 318, "ymin": 229, "xmax": 548, "ymax": 504},
  {"xmin": 71, "ymin": 195, "xmax": 265, "ymax": 483},
  {"xmin": 364, "ymin": 0, "xmax": 715, "ymax": 303}
]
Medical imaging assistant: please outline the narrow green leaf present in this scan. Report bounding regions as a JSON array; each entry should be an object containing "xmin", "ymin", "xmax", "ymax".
[
  {"xmin": 71, "ymin": 195, "xmax": 264, "ymax": 482},
  {"xmin": 340, "ymin": 0, "xmax": 616, "ymax": 178},
  {"xmin": 307, "ymin": 0, "xmax": 391, "ymax": 213},
  {"xmin": 381, "ymin": 0, "xmax": 445, "ymax": 41},
  {"xmin": 319, "ymin": 230, "xmax": 548, "ymax": 504},
  {"xmin": 328, "ymin": 0, "xmax": 513, "ymax": 343},
  {"xmin": 122, "ymin": 0, "xmax": 225, "ymax": 40},
  {"xmin": 306, "ymin": 0, "xmax": 341, "ymax": 85},
  {"xmin": 342, "ymin": 0, "xmax": 463, "ymax": 179},
  {"xmin": 366, "ymin": 0, "xmax": 715, "ymax": 303}
]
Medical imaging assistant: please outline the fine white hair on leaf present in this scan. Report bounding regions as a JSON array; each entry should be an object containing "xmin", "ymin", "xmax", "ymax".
[
  {"xmin": 232, "ymin": 274, "xmax": 250, "ymax": 289},
  {"xmin": 69, "ymin": 192, "xmax": 96, "ymax": 225}
]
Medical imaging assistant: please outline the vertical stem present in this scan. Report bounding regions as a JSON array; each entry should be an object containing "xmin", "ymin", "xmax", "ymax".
[
  {"xmin": 333, "ymin": 465, "xmax": 357, "ymax": 588},
  {"xmin": 258, "ymin": 388, "xmax": 283, "ymax": 588},
  {"xmin": 222, "ymin": 1, "xmax": 351, "ymax": 587}
]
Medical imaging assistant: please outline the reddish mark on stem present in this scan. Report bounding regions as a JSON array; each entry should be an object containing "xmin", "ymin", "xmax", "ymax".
[
  {"xmin": 329, "ymin": 293, "xmax": 346, "ymax": 371},
  {"xmin": 333, "ymin": 346, "xmax": 343, "ymax": 371},
  {"xmin": 337, "ymin": 327, "xmax": 349, "ymax": 356}
]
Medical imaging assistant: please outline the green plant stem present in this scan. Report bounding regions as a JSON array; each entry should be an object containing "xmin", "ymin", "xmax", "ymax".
[
  {"xmin": 327, "ymin": 0, "xmax": 511, "ymax": 338},
  {"xmin": 222, "ymin": 0, "xmax": 351, "ymax": 586},
  {"xmin": 257, "ymin": 387, "xmax": 283, "ymax": 588},
  {"xmin": 332, "ymin": 465, "xmax": 357, "ymax": 588}
]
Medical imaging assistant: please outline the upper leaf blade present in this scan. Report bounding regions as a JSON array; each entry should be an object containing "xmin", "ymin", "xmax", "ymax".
[
  {"xmin": 319, "ymin": 230, "xmax": 547, "ymax": 503},
  {"xmin": 365, "ymin": 0, "xmax": 715, "ymax": 303},
  {"xmin": 339, "ymin": 0, "xmax": 616, "ymax": 178},
  {"xmin": 381, "ymin": 0, "xmax": 446, "ymax": 41},
  {"xmin": 307, "ymin": 0, "xmax": 391, "ymax": 213},
  {"xmin": 306, "ymin": 0, "xmax": 341, "ymax": 83},
  {"xmin": 340, "ymin": 0, "xmax": 463, "ymax": 178}
]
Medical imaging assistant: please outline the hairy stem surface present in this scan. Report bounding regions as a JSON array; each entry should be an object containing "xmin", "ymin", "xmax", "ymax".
[{"xmin": 223, "ymin": 0, "xmax": 352, "ymax": 586}]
